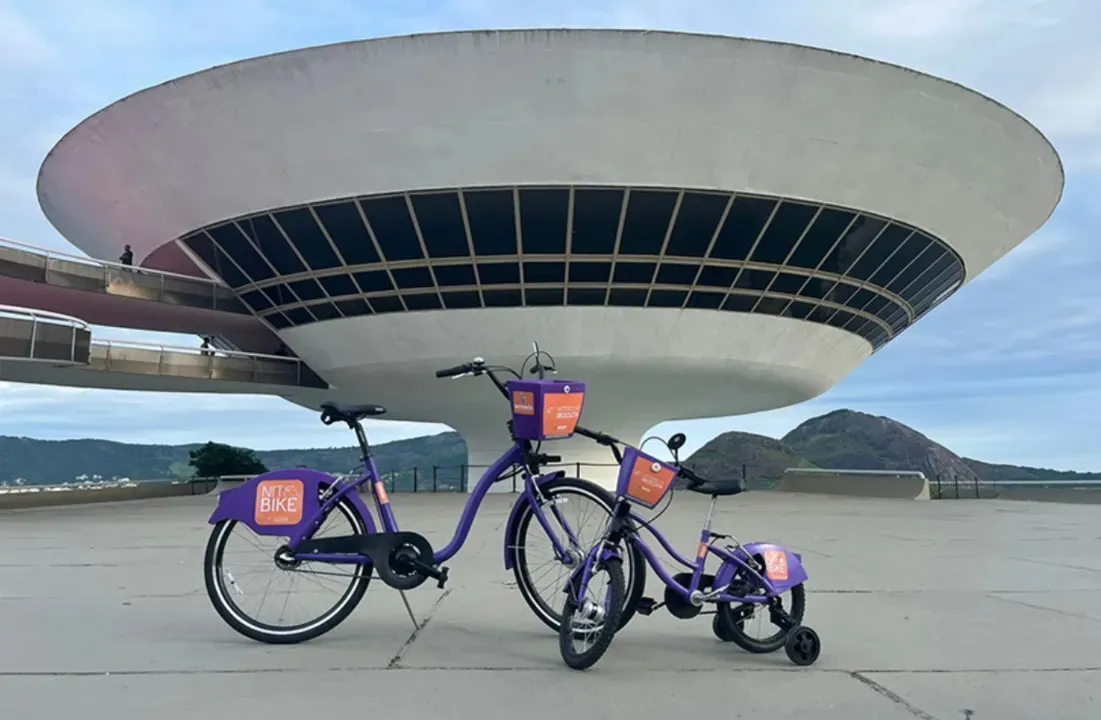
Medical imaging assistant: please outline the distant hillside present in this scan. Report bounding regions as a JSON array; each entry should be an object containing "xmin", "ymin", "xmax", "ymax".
[
  {"xmin": 0, "ymin": 432, "xmax": 466, "ymax": 486},
  {"xmin": 962, "ymin": 458, "xmax": 1101, "ymax": 485},
  {"xmin": 682, "ymin": 431, "xmax": 816, "ymax": 489},
  {"xmin": 5, "ymin": 408, "xmax": 1098, "ymax": 489}
]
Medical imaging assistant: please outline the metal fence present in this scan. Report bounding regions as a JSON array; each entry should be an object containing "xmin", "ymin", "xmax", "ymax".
[
  {"xmin": 929, "ymin": 475, "xmax": 1005, "ymax": 500},
  {"xmin": 185, "ymin": 461, "xmax": 623, "ymax": 495}
]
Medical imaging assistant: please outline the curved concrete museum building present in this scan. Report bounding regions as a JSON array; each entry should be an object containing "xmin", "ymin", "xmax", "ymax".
[{"xmin": 24, "ymin": 29, "xmax": 1063, "ymax": 477}]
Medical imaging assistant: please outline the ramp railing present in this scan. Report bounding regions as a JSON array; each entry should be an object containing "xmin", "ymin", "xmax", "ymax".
[
  {"xmin": 0, "ymin": 237, "xmax": 246, "ymax": 313},
  {"xmin": 0, "ymin": 304, "xmax": 91, "ymax": 364}
]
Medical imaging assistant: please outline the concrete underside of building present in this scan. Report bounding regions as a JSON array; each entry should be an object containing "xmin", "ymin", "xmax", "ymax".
[{"xmin": 10, "ymin": 29, "xmax": 1063, "ymax": 483}]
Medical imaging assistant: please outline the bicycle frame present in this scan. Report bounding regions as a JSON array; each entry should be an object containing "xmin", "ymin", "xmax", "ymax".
[
  {"xmin": 572, "ymin": 495, "xmax": 807, "ymax": 607},
  {"xmin": 211, "ymin": 440, "xmax": 586, "ymax": 569},
  {"xmin": 625, "ymin": 514, "xmax": 774, "ymax": 604}
]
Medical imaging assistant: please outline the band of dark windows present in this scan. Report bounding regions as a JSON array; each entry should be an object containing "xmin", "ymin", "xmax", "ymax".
[{"xmin": 181, "ymin": 187, "xmax": 965, "ymax": 351}]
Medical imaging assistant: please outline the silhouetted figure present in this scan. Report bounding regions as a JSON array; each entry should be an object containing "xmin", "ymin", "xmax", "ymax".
[
  {"xmin": 275, "ymin": 342, "xmax": 291, "ymax": 357},
  {"xmin": 200, "ymin": 336, "xmax": 213, "ymax": 357},
  {"xmin": 119, "ymin": 245, "xmax": 133, "ymax": 266}
]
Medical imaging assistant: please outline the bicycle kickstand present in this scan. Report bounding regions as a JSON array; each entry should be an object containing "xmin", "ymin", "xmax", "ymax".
[{"xmin": 399, "ymin": 590, "xmax": 419, "ymax": 629}]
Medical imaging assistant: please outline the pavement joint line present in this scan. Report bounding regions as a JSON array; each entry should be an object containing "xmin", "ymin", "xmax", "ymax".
[
  {"xmin": 984, "ymin": 592, "xmax": 1101, "ymax": 624},
  {"xmin": 386, "ymin": 588, "xmax": 453, "ymax": 669},
  {"xmin": 1010, "ymin": 556, "xmax": 1101, "ymax": 574},
  {"xmin": 849, "ymin": 671, "xmax": 941, "ymax": 720},
  {"xmin": 2, "ymin": 666, "xmax": 1097, "ymax": 678}
]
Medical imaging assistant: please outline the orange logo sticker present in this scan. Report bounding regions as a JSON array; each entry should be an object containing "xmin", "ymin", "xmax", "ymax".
[
  {"xmin": 375, "ymin": 481, "xmax": 390, "ymax": 505},
  {"xmin": 625, "ymin": 456, "xmax": 676, "ymax": 507},
  {"xmin": 763, "ymin": 550, "xmax": 789, "ymax": 581},
  {"xmin": 512, "ymin": 391, "xmax": 535, "ymax": 416},
  {"xmin": 254, "ymin": 480, "xmax": 305, "ymax": 526},
  {"xmin": 541, "ymin": 391, "xmax": 584, "ymax": 438},
  {"xmin": 697, "ymin": 541, "xmax": 710, "ymax": 559}
]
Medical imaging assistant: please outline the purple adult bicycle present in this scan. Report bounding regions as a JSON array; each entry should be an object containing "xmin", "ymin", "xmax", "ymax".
[
  {"xmin": 202, "ymin": 347, "xmax": 644, "ymax": 644},
  {"xmin": 557, "ymin": 428, "xmax": 822, "ymax": 670}
]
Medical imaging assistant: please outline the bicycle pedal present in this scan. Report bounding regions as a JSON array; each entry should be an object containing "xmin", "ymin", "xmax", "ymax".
[
  {"xmin": 636, "ymin": 597, "xmax": 658, "ymax": 616},
  {"xmin": 435, "ymin": 565, "xmax": 450, "ymax": 590}
]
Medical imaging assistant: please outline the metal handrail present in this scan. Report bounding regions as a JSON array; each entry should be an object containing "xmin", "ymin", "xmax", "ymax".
[
  {"xmin": 94, "ymin": 337, "xmax": 296, "ymax": 362},
  {"xmin": 0, "ymin": 304, "xmax": 91, "ymax": 329},
  {"xmin": 94, "ymin": 337, "xmax": 306, "ymax": 384},
  {"xmin": 0, "ymin": 304, "xmax": 90, "ymax": 364},
  {"xmin": 0, "ymin": 236, "xmax": 226, "ymax": 286}
]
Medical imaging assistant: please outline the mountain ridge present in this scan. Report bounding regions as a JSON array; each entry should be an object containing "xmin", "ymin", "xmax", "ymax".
[{"xmin": 2, "ymin": 409, "xmax": 1097, "ymax": 487}]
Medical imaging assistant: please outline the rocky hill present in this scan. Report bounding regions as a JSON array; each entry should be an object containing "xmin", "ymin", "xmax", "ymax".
[
  {"xmin": 681, "ymin": 431, "xmax": 815, "ymax": 489},
  {"xmin": 681, "ymin": 409, "xmax": 1099, "ymax": 487},
  {"xmin": 782, "ymin": 409, "xmax": 980, "ymax": 483}
]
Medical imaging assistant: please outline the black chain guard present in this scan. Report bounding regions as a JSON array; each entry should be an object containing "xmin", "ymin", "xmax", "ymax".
[{"xmin": 293, "ymin": 531, "xmax": 435, "ymax": 590}]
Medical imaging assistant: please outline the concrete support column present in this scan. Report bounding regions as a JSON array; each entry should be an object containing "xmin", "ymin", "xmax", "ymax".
[{"xmin": 454, "ymin": 417, "xmax": 655, "ymax": 494}]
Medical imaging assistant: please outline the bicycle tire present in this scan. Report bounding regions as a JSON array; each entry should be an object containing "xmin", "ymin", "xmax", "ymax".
[
  {"xmin": 559, "ymin": 556, "xmax": 625, "ymax": 670},
  {"xmin": 715, "ymin": 581, "xmax": 806, "ymax": 653},
  {"xmin": 511, "ymin": 477, "xmax": 645, "ymax": 632},
  {"xmin": 204, "ymin": 488, "xmax": 372, "ymax": 644}
]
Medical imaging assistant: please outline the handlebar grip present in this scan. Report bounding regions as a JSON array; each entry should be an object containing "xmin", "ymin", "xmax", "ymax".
[
  {"xmin": 678, "ymin": 466, "xmax": 705, "ymax": 487},
  {"xmin": 435, "ymin": 364, "xmax": 470, "ymax": 378},
  {"xmin": 543, "ymin": 455, "xmax": 562, "ymax": 464}
]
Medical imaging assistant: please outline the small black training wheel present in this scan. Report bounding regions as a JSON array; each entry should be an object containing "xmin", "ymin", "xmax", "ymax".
[{"xmin": 784, "ymin": 626, "xmax": 821, "ymax": 666}]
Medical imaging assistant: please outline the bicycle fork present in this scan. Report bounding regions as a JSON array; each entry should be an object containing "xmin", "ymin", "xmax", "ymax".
[{"xmin": 563, "ymin": 500, "xmax": 629, "ymax": 608}]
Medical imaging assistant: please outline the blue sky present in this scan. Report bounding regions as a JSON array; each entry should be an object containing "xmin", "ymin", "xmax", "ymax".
[{"xmin": 1, "ymin": 0, "xmax": 1100, "ymax": 470}]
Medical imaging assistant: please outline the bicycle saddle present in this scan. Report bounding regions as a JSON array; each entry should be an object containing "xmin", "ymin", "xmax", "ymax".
[
  {"xmin": 319, "ymin": 401, "xmax": 387, "ymax": 425},
  {"xmin": 686, "ymin": 477, "xmax": 746, "ymax": 497}
]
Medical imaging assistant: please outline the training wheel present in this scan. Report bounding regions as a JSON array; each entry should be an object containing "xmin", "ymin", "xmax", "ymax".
[{"xmin": 784, "ymin": 626, "xmax": 820, "ymax": 666}]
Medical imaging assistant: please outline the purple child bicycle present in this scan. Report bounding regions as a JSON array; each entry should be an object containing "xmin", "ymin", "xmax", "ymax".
[
  {"xmin": 202, "ymin": 346, "xmax": 643, "ymax": 644},
  {"xmin": 556, "ymin": 428, "xmax": 822, "ymax": 670}
]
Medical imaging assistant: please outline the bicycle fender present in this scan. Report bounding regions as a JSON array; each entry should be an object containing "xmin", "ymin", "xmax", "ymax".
[
  {"xmin": 714, "ymin": 542, "xmax": 808, "ymax": 594},
  {"xmin": 502, "ymin": 472, "xmax": 567, "ymax": 570},
  {"xmin": 208, "ymin": 468, "xmax": 377, "ymax": 538}
]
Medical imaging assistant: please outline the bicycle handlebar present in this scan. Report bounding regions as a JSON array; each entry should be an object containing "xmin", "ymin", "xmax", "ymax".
[
  {"xmin": 435, "ymin": 363, "xmax": 472, "ymax": 378},
  {"xmin": 434, "ymin": 358, "xmax": 510, "ymax": 399},
  {"xmin": 576, "ymin": 424, "xmax": 705, "ymax": 487},
  {"xmin": 676, "ymin": 464, "xmax": 705, "ymax": 489}
]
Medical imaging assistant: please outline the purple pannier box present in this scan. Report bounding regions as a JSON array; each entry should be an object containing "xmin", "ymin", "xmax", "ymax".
[{"xmin": 507, "ymin": 379, "xmax": 587, "ymax": 441}]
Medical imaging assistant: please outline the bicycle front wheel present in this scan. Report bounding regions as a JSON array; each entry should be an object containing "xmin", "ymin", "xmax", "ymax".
[
  {"xmin": 510, "ymin": 477, "xmax": 645, "ymax": 632},
  {"xmin": 559, "ymin": 555, "xmax": 625, "ymax": 670}
]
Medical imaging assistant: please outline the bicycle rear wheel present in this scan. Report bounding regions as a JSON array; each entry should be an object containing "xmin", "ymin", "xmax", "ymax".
[
  {"xmin": 559, "ymin": 555, "xmax": 625, "ymax": 670},
  {"xmin": 510, "ymin": 477, "xmax": 645, "ymax": 632},
  {"xmin": 204, "ymin": 487, "xmax": 371, "ymax": 644}
]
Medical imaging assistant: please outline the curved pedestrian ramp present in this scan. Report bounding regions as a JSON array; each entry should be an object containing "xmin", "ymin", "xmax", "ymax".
[
  {"xmin": 0, "ymin": 237, "xmax": 282, "ymax": 353},
  {"xmin": 0, "ymin": 305, "xmax": 327, "ymax": 394},
  {"xmin": 0, "ymin": 236, "xmax": 246, "ymax": 314},
  {"xmin": 778, "ymin": 467, "xmax": 931, "ymax": 500}
]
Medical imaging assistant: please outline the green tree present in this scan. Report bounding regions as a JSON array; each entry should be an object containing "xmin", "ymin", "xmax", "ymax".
[{"xmin": 189, "ymin": 442, "xmax": 268, "ymax": 478}]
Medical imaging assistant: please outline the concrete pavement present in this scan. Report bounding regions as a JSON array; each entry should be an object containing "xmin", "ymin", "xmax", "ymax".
[{"xmin": 1, "ymin": 491, "xmax": 1098, "ymax": 719}]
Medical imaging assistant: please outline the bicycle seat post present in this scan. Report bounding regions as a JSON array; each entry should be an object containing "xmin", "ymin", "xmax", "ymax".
[
  {"xmin": 703, "ymin": 495, "xmax": 717, "ymax": 533},
  {"xmin": 351, "ymin": 420, "xmax": 371, "ymax": 461}
]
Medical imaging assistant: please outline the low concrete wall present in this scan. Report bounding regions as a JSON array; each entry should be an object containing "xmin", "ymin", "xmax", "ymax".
[
  {"xmin": 211, "ymin": 478, "xmax": 247, "ymax": 494},
  {"xmin": 778, "ymin": 469, "xmax": 930, "ymax": 500},
  {"xmin": 995, "ymin": 487, "xmax": 1101, "ymax": 504},
  {"xmin": 0, "ymin": 481, "xmax": 215, "ymax": 510}
]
